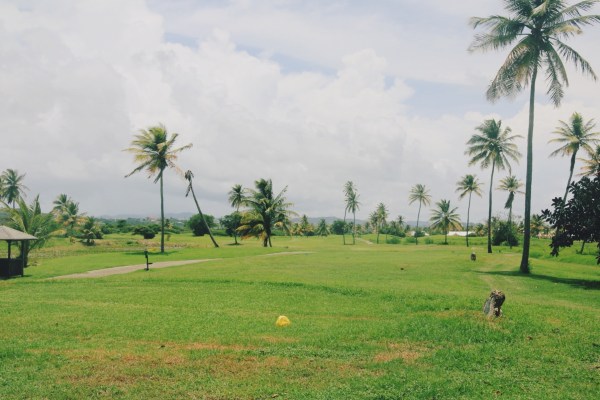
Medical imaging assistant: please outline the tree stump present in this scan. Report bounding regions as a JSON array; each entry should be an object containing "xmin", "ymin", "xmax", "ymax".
[
  {"xmin": 483, "ymin": 290, "xmax": 505, "ymax": 317},
  {"xmin": 470, "ymin": 252, "xmax": 476, "ymax": 261}
]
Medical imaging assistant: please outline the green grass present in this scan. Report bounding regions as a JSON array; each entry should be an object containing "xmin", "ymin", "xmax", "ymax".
[{"xmin": 0, "ymin": 234, "xmax": 598, "ymax": 399}]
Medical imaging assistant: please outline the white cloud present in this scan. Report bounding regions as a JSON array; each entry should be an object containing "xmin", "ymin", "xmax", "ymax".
[{"xmin": 1, "ymin": 0, "xmax": 599, "ymax": 227}]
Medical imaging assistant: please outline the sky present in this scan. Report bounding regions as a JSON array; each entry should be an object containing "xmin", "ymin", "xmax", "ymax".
[{"xmin": 1, "ymin": 0, "xmax": 600, "ymax": 224}]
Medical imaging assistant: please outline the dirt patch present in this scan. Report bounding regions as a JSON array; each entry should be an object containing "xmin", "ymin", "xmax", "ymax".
[{"xmin": 374, "ymin": 342, "xmax": 430, "ymax": 364}]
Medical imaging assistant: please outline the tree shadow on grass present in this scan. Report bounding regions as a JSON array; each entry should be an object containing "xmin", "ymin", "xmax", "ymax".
[{"xmin": 476, "ymin": 270, "xmax": 600, "ymax": 290}]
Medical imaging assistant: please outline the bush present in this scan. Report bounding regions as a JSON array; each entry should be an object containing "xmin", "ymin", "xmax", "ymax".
[
  {"xmin": 404, "ymin": 237, "xmax": 416, "ymax": 244},
  {"xmin": 132, "ymin": 225, "xmax": 160, "ymax": 239},
  {"xmin": 492, "ymin": 220, "xmax": 519, "ymax": 246},
  {"xmin": 424, "ymin": 237, "xmax": 434, "ymax": 244},
  {"xmin": 386, "ymin": 236, "xmax": 401, "ymax": 244},
  {"xmin": 187, "ymin": 214, "xmax": 216, "ymax": 236}
]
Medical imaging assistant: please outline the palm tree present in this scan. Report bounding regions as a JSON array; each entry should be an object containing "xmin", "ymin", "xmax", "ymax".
[
  {"xmin": 456, "ymin": 174, "xmax": 483, "ymax": 247},
  {"xmin": 408, "ymin": 184, "xmax": 431, "ymax": 245},
  {"xmin": 315, "ymin": 219, "xmax": 329, "ymax": 236},
  {"xmin": 0, "ymin": 169, "xmax": 28, "ymax": 208},
  {"xmin": 375, "ymin": 202, "xmax": 388, "ymax": 244},
  {"xmin": 60, "ymin": 200, "xmax": 85, "ymax": 238},
  {"xmin": 342, "ymin": 181, "xmax": 356, "ymax": 245},
  {"xmin": 429, "ymin": 199, "xmax": 462, "ymax": 245},
  {"xmin": 466, "ymin": 119, "xmax": 521, "ymax": 254},
  {"xmin": 185, "ymin": 171, "xmax": 219, "ymax": 248},
  {"xmin": 579, "ymin": 145, "xmax": 600, "ymax": 177},
  {"xmin": 124, "ymin": 123, "xmax": 192, "ymax": 253},
  {"xmin": 237, "ymin": 178, "xmax": 295, "ymax": 247},
  {"xmin": 3, "ymin": 196, "xmax": 56, "ymax": 267},
  {"xmin": 498, "ymin": 175, "xmax": 524, "ymax": 226},
  {"xmin": 228, "ymin": 184, "xmax": 244, "ymax": 244},
  {"xmin": 498, "ymin": 175, "xmax": 524, "ymax": 248},
  {"xmin": 52, "ymin": 194, "xmax": 70, "ymax": 216},
  {"xmin": 549, "ymin": 112, "xmax": 600, "ymax": 204},
  {"xmin": 469, "ymin": 0, "xmax": 600, "ymax": 273},
  {"xmin": 346, "ymin": 186, "xmax": 360, "ymax": 245}
]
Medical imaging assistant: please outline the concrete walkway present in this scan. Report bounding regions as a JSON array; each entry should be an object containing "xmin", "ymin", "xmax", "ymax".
[{"xmin": 51, "ymin": 259, "xmax": 218, "ymax": 279}]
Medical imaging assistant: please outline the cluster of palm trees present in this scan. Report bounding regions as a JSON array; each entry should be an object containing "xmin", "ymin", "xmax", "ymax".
[
  {"xmin": 469, "ymin": 0, "xmax": 600, "ymax": 273},
  {"xmin": 228, "ymin": 179, "xmax": 296, "ymax": 247}
]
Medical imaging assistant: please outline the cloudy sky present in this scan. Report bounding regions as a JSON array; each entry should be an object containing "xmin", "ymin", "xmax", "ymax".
[{"xmin": 2, "ymin": 0, "xmax": 600, "ymax": 223}]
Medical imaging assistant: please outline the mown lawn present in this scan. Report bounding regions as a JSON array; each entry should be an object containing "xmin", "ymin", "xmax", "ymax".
[{"xmin": 0, "ymin": 234, "xmax": 598, "ymax": 399}]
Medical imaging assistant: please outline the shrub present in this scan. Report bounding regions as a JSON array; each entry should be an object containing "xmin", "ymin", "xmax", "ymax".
[
  {"xmin": 386, "ymin": 236, "xmax": 401, "ymax": 244},
  {"xmin": 132, "ymin": 225, "xmax": 160, "ymax": 239},
  {"xmin": 187, "ymin": 214, "xmax": 216, "ymax": 237},
  {"xmin": 492, "ymin": 220, "xmax": 519, "ymax": 246}
]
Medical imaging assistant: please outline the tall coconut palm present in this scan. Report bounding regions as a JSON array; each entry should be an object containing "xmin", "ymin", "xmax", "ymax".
[
  {"xmin": 579, "ymin": 145, "xmax": 600, "ymax": 177},
  {"xmin": 469, "ymin": 0, "xmax": 600, "ymax": 273},
  {"xmin": 549, "ymin": 112, "xmax": 600, "ymax": 204},
  {"xmin": 498, "ymin": 175, "xmax": 524, "ymax": 248},
  {"xmin": 408, "ymin": 184, "xmax": 431, "ymax": 245},
  {"xmin": 185, "ymin": 171, "xmax": 219, "ymax": 248},
  {"xmin": 456, "ymin": 174, "xmax": 483, "ymax": 247},
  {"xmin": 498, "ymin": 175, "xmax": 524, "ymax": 226},
  {"xmin": 429, "ymin": 199, "xmax": 462, "ymax": 245},
  {"xmin": 237, "ymin": 178, "xmax": 295, "ymax": 247},
  {"xmin": 0, "ymin": 169, "xmax": 28, "ymax": 208},
  {"xmin": 466, "ymin": 119, "xmax": 521, "ymax": 254},
  {"xmin": 228, "ymin": 184, "xmax": 244, "ymax": 245},
  {"xmin": 375, "ymin": 202, "xmax": 389, "ymax": 244},
  {"xmin": 346, "ymin": 187, "xmax": 360, "ymax": 244},
  {"xmin": 342, "ymin": 181, "xmax": 356, "ymax": 245},
  {"xmin": 124, "ymin": 124, "xmax": 192, "ymax": 253}
]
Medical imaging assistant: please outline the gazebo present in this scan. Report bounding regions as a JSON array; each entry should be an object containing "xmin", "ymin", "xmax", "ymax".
[{"xmin": 0, "ymin": 226, "xmax": 37, "ymax": 278}]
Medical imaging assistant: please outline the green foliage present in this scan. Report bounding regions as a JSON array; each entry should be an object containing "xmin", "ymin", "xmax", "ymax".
[
  {"xmin": 132, "ymin": 224, "xmax": 160, "ymax": 239},
  {"xmin": 2, "ymin": 195, "xmax": 56, "ymax": 266},
  {"xmin": 237, "ymin": 179, "xmax": 295, "ymax": 247},
  {"xmin": 542, "ymin": 176, "xmax": 600, "ymax": 263},
  {"xmin": 79, "ymin": 217, "xmax": 103, "ymax": 245},
  {"xmin": 386, "ymin": 236, "xmax": 401, "ymax": 244},
  {"xmin": 220, "ymin": 212, "xmax": 242, "ymax": 238},
  {"xmin": 187, "ymin": 214, "xmax": 216, "ymax": 237},
  {"xmin": 0, "ymin": 169, "xmax": 28, "ymax": 207},
  {"xmin": 429, "ymin": 199, "xmax": 462, "ymax": 244},
  {"xmin": 330, "ymin": 220, "xmax": 346, "ymax": 235},
  {"xmin": 492, "ymin": 220, "xmax": 519, "ymax": 247}
]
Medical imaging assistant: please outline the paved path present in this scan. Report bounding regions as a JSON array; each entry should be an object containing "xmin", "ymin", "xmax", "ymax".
[{"xmin": 51, "ymin": 259, "xmax": 218, "ymax": 279}]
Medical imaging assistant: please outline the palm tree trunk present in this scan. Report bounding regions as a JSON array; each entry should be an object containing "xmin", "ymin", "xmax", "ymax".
[
  {"xmin": 563, "ymin": 153, "xmax": 577, "ymax": 204},
  {"xmin": 509, "ymin": 205, "xmax": 513, "ymax": 250},
  {"xmin": 188, "ymin": 184, "xmax": 219, "ymax": 248},
  {"xmin": 520, "ymin": 65, "xmax": 538, "ymax": 274},
  {"xmin": 160, "ymin": 173, "xmax": 165, "ymax": 253},
  {"xmin": 466, "ymin": 192, "xmax": 472, "ymax": 247},
  {"xmin": 487, "ymin": 160, "xmax": 495, "ymax": 254},
  {"xmin": 352, "ymin": 212, "xmax": 356, "ymax": 245},
  {"xmin": 234, "ymin": 207, "xmax": 239, "ymax": 245},
  {"xmin": 342, "ymin": 209, "xmax": 347, "ymax": 245},
  {"xmin": 580, "ymin": 240, "xmax": 586, "ymax": 253},
  {"xmin": 415, "ymin": 203, "xmax": 422, "ymax": 245}
]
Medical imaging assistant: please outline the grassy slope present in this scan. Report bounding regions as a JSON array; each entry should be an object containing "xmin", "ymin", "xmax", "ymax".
[{"xmin": 0, "ymin": 234, "xmax": 598, "ymax": 399}]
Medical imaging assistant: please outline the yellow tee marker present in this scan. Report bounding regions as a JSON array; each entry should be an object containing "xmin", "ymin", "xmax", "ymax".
[{"xmin": 275, "ymin": 315, "xmax": 291, "ymax": 327}]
